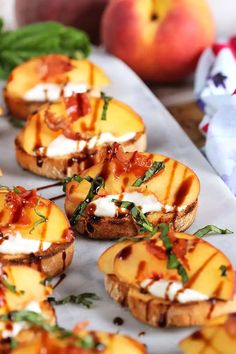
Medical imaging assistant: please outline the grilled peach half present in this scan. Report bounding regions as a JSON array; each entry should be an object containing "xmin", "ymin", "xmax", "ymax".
[
  {"xmin": 98, "ymin": 230, "xmax": 236, "ymax": 327},
  {"xmin": 5, "ymin": 54, "xmax": 110, "ymax": 120},
  {"xmin": 65, "ymin": 148, "xmax": 199, "ymax": 239}
]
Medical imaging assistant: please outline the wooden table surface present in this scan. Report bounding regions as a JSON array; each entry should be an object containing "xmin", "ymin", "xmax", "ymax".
[{"xmin": 150, "ymin": 83, "xmax": 205, "ymax": 149}]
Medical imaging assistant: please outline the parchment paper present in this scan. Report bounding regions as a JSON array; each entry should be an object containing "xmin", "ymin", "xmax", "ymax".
[{"xmin": 1, "ymin": 48, "xmax": 236, "ymax": 354}]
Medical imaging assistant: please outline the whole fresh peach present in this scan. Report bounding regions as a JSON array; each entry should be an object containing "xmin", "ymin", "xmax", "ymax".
[{"xmin": 102, "ymin": 0, "xmax": 215, "ymax": 82}]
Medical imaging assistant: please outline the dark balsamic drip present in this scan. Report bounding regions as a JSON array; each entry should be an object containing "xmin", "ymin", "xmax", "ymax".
[
  {"xmin": 158, "ymin": 312, "xmax": 167, "ymax": 328},
  {"xmin": 28, "ymin": 252, "xmax": 43, "ymax": 272},
  {"xmin": 0, "ymin": 231, "xmax": 8, "ymax": 245},
  {"xmin": 117, "ymin": 245, "xmax": 132, "ymax": 260},
  {"xmin": 145, "ymin": 299, "xmax": 153, "ymax": 322},
  {"xmin": 99, "ymin": 161, "xmax": 110, "ymax": 182},
  {"xmin": 186, "ymin": 251, "xmax": 218, "ymax": 289},
  {"xmin": 33, "ymin": 115, "xmax": 46, "ymax": 168},
  {"xmin": 88, "ymin": 97, "xmax": 100, "ymax": 132},
  {"xmin": 87, "ymin": 223, "xmax": 94, "ymax": 233},
  {"xmin": 207, "ymin": 298, "xmax": 217, "ymax": 320},
  {"xmin": 62, "ymin": 250, "xmax": 67, "ymax": 272},
  {"xmin": 36, "ymin": 181, "xmax": 62, "ymax": 191},
  {"xmin": 52, "ymin": 273, "xmax": 67, "ymax": 289},
  {"xmin": 113, "ymin": 317, "xmax": 124, "ymax": 326},
  {"xmin": 89, "ymin": 215, "xmax": 101, "ymax": 224},
  {"xmin": 67, "ymin": 149, "xmax": 96, "ymax": 172},
  {"xmin": 122, "ymin": 176, "xmax": 130, "ymax": 192},
  {"xmin": 174, "ymin": 175, "xmax": 194, "ymax": 206},
  {"xmin": 191, "ymin": 331, "xmax": 204, "ymax": 340},
  {"xmin": 49, "ymin": 194, "xmax": 65, "ymax": 201},
  {"xmin": 87, "ymin": 203, "xmax": 97, "ymax": 216},
  {"xmin": 165, "ymin": 281, "xmax": 173, "ymax": 300},
  {"xmin": 34, "ymin": 115, "xmax": 42, "ymax": 151},
  {"xmin": 138, "ymin": 331, "xmax": 146, "ymax": 337},
  {"xmin": 36, "ymin": 156, "xmax": 44, "ymax": 168},
  {"xmin": 164, "ymin": 160, "xmax": 178, "ymax": 203},
  {"xmin": 116, "ymin": 212, "xmax": 129, "ymax": 219},
  {"xmin": 67, "ymin": 156, "xmax": 78, "ymax": 167}
]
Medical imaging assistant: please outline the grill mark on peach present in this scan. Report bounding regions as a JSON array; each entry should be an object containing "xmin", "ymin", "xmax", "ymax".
[
  {"xmin": 136, "ymin": 261, "xmax": 147, "ymax": 282},
  {"xmin": 88, "ymin": 97, "xmax": 100, "ymax": 132},
  {"xmin": 164, "ymin": 160, "xmax": 178, "ymax": 204},
  {"xmin": 186, "ymin": 251, "xmax": 218, "ymax": 289},
  {"xmin": 174, "ymin": 175, "xmax": 194, "ymax": 207}
]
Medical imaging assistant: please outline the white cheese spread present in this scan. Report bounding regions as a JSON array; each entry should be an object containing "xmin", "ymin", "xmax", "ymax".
[
  {"xmin": 46, "ymin": 132, "xmax": 136, "ymax": 157},
  {"xmin": 2, "ymin": 301, "xmax": 42, "ymax": 338},
  {"xmin": 91, "ymin": 192, "xmax": 186, "ymax": 217},
  {"xmin": 140, "ymin": 278, "xmax": 209, "ymax": 303},
  {"xmin": 0, "ymin": 231, "xmax": 51, "ymax": 255},
  {"xmin": 24, "ymin": 82, "xmax": 88, "ymax": 102}
]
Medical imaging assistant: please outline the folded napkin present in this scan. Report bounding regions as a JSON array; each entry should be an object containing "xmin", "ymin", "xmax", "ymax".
[{"xmin": 195, "ymin": 36, "xmax": 236, "ymax": 195}]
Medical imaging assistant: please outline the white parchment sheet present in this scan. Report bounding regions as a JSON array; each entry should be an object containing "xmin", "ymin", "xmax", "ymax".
[{"xmin": 0, "ymin": 48, "xmax": 236, "ymax": 354}]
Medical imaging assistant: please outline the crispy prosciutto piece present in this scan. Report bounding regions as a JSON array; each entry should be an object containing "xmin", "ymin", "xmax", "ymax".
[
  {"xmin": 64, "ymin": 92, "xmax": 91, "ymax": 121},
  {"xmin": 5, "ymin": 186, "xmax": 43, "ymax": 226},
  {"xmin": 105, "ymin": 143, "xmax": 153, "ymax": 177},
  {"xmin": 44, "ymin": 93, "xmax": 91, "ymax": 140},
  {"xmin": 38, "ymin": 54, "xmax": 73, "ymax": 81}
]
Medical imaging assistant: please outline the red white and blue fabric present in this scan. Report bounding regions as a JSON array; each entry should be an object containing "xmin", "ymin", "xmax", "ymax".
[{"xmin": 195, "ymin": 36, "xmax": 236, "ymax": 196}]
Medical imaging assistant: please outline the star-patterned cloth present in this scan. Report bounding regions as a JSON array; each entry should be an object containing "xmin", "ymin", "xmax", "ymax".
[{"xmin": 195, "ymin": 36, "xmax": 236, "ymax": 196}]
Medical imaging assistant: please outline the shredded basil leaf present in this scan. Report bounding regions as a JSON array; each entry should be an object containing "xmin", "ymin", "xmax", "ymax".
[
  {"xmin": 194, "ymin": 225, "xmax": 233, "ymax": 238},
  {"xmin": 9, "ymin": 117, "xmax": 25, "ymax": 129},
  {"xmin": 61, "ymin": 175, "xmax": 84, "ymax": 192},
  {"xmin": 70, "ymin": 176, "xmax": 105, "ymax": 226},
  {"xmin": 112, "ymin": 199, "xmax": 156, "ymax": 235},
  {"xmin": 48, "ymin": 292, "xmax": 99, "ymax": 308},
  {"xmin": 30, "ymin": 198, "xmax": 47, "ymax": 234},
  {"xmin": 100, "ymin": 92, "xmax": 112, "ymax": 120},
  {"xmin": 159, "ymin": 223, "xmax": 188, "ymax": 284},
  {"xmin": 13, "ymin": 186, "xmax": 20, "ymax": 194},
  {"xmin": 133, "ymin": 161, "xmax": 165, "ymax": 187},
  {"xmin": 10, "ymin": 338, "xmax": 18, "ymax": 349},
  {"xmin": 1, "ymin": 278, "xmax": 17, "ymax": 293},
  {"xmin": 219, "ymin": 265, "xmax": 228, "ymax": 277},
  {"xmin": 1, "ymin": 278, "xmax": 24, "ymax": 295}
]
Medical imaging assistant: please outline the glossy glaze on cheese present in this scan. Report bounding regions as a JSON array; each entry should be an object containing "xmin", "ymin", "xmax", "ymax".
[
  {"xmin": 98, "ymin": 231, "xmax": 234, "ymax": 301},
  {"xmin": 6, "ymin": 55, "xmax": 110, "ymax": 99},
  {"xmin": 20, "ymin": 96, "xmax": 145, "ymax": 157},
  {"xmin": 66, "ymin": 152, "xmax": 200, "ymax": 218}
]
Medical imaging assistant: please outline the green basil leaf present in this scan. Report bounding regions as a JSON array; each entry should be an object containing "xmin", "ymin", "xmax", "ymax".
[{"xmin": 133, "ymin": 161, "xmax": 165, "ymax": 187}]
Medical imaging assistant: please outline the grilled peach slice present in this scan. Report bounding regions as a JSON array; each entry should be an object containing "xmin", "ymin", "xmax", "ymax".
[
  {"xmin": 0, "ymin": 187, "xmax": 74, "ymax": 276},
  {"xmin": 180, "ymin": 314, "xmax": 236, "ymax": 354},
  {"xmin": 0, "ymin": 265, "xmax": 55, "ymax": 338},
  {"xmin": 5, "ymin": 54, "xmax": 110, "ymax": 120},
  {"xmin": 98, "ymin": 230, "xmax": 236, "ymax": 327},
  {"xmin": 99, "ymin": 231, "xmax": 234, "ymax": 300},
  {"xmin": 65, "ymin": 146, "xmax": 199, "ymax": 239},
  {"xmin": 15, "ymin": 95, "xmax": 146, "ymax": 179}
]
